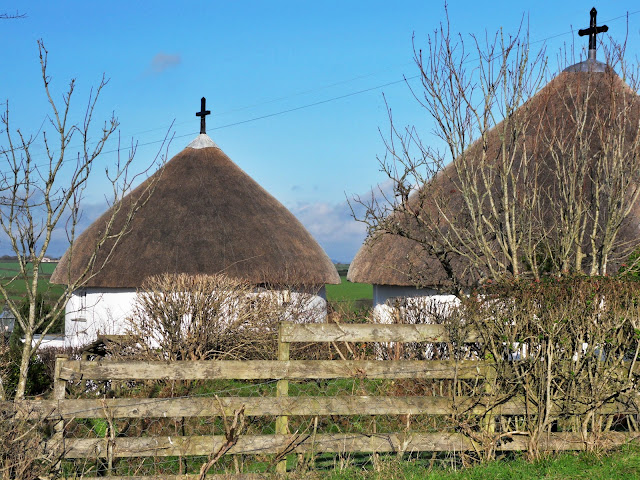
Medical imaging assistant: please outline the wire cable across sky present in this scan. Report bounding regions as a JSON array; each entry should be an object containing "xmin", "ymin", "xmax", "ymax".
[{"xmin": 2, "ymin": 8, "xmax": 639, "ymax": 167}]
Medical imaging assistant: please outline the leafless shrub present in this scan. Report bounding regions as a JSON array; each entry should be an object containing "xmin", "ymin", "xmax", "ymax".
[
  {"xmin": 126, "ymin": 272, "xmax": 324, "ymax": 361},
  {"xmin": 0, "ymin": 403, "xmax": 60, "ymax": 480},
  {"xmin": 459, "ymin": 277, "xmax": 640, "ymax": 458}
]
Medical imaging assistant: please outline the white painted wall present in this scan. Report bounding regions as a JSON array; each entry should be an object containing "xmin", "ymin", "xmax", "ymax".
[
  {"xmin": 64, "ymin": 285, "xmax": 329, "ymax": 348},
  {"xmin": 32, "ymin": 334, "xmax": 66, "ymax": 349},
  {"xmin": 370, "ymin": 284, "xmax": 461, "ymax": 360},
  {"xmin": 65, "ymin": 288, "xmax": 138, "ymax": 347},
  {"xmin": 371, "ymin": 284, "xmax": 459, "ymax": 324}
]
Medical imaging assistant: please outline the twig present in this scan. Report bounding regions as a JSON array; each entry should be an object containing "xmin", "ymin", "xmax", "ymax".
[{"xmin": 198, "ymin": 396, "xmax": 245, "ymax": 480}]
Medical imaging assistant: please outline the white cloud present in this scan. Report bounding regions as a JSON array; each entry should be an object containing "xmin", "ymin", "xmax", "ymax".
[
  {"xmin": 0, "ymin": 200, "xmax": 109, "ymax": 258},
  {"xmin": 289, "ymin": 181, "xmax": 395, "ymax": 263}
]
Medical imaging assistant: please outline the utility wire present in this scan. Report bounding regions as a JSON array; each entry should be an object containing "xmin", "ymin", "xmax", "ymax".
[
  {"xmin": 2, "ymin": 8, "xmax": 639, "ymax": 164},
  {"xmin": 120, "ymin": 7, "xmax": 640, "ymax": 141},
  {"xmin": 127, "ymin": 8, "xmax": 640, "ymax": 140}
]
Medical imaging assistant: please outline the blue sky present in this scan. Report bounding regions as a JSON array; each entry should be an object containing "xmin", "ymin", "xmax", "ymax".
[{"xmin": 1, "ymin": 1, "xmax": 639, "ymax": 262}]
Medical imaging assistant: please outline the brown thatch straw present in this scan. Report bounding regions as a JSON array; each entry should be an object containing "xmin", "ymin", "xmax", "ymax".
[
  {"xmin": 52, "ymin": 137, "xmax": 339, "ymax": 288},
  {"xmin": 348, "ymin": 69, "xmax": 640, "ymax": 287}
]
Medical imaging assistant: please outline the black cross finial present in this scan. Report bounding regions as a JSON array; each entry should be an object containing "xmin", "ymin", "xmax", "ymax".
[
  {"xmin": 196, "ymin": 97, "xmax": 211, "ymax": 135},
  {"xmin": 578, "ymin": 7, "xmax": 608, "ymax": 57}
]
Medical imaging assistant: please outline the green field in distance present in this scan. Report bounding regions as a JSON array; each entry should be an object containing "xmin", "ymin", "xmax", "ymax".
[
  {"xmin": 0, "ymin": 262, "xmax": 374, "ymax": 310},
  {"xmin": 0, "ymin": 261, "xmax": 64, "ymax": 301},
  {"xmin": 326, "ymin": 276, "xmax": 372, "ymax": 302}
]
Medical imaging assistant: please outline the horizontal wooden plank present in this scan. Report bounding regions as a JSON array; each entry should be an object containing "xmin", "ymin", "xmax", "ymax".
[
  {"xmin": 59, "ymin": 361, "xmax": 640, "ymax": 383},
  {"xmin": 6, "ymin": 394, "xmax": 637, "ymax": 420},
  {"xmin": 62, "ymin": 432, "xmax": 473, "ymax": 458},
  {"xmin": 63, "ymin": 432, "xmax": 636, "ymax": 458},
  {"xmin": 7, "ymin": 396, "xmax": 540, "ymax": 419},
  {"xmin": 281, "ymin": 322, "xmax": 478, "ymax": 343},
  {"xmin": 60, "ymin": 359, "xmax": 489, "ymax": 381}
]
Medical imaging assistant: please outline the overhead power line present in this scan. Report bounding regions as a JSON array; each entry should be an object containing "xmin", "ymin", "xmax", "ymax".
[
  {"xmin": 128, "ymin": 7, "xmax": 640, "ymax": 141},
  {"xmin": 2, "ymin": 8, "xmax": 639, "ymax": 164}
]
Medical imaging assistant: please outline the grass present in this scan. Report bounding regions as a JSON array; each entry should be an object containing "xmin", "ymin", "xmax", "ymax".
[
  {"xmin": 0, "ymin": 261, "xmax": 58, "ymax": 276},
  {"xmin": 326, "ymin": 276, "xmax": 373, "ymax": 313},
  {"xmin": 0, "ymin": 261, "xmax": 64, "ymax": 302},
  {"xmin": 297, "ymin": 445, "xmax": 640, "ymax": 479},
  {"xmin": 326, "ymin": 276, "xmax": 372, "ymax": 302}
]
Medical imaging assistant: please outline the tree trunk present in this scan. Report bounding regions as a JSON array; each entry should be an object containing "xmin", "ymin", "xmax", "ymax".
[{"xmin": 15, "ymin": 328, "xmax": 34, "ymax": 400}]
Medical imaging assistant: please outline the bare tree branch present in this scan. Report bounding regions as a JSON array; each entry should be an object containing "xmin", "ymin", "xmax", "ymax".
[
  {"xmin": 351, "ymin": 9, "xmax": 640, "ymax": 290},
  {"xmin": 0, "ymin": 11, "xmax": 26, "ymax": 20},
  {"xmin": 0, "ymin": 40, "xmax": 173, "ymax": 400}
]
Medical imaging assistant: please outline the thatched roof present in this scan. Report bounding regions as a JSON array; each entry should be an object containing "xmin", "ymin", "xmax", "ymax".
[
  {"xmin": 52, "ymin": 134, "xmax": 340, "ymax": 288},
  {"xmin": 348, "ymin": 66, "xmax": 640, "ymax": 287}
]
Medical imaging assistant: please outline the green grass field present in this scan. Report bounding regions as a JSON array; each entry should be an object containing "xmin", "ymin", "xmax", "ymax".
[
  {"xmin": 0, "ymin": 262, "xmax": 58, "ymax": 276},
  {"xmin": 326, "ymin": 276, "xmax": 373, "ymax": 312},
  {"xmin": 310, "ymin": 445, "xmax": 640, "ymax": 479},
  {"xmin": 326, "ymin": 276, "xmax": 372, "ymax": 302},
  {"xmin": 0, "ymin": 261, "xmax": 64, "ymax": 302}
]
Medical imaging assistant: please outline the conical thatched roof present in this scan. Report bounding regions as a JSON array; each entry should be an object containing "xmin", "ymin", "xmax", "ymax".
[
  {"xmin": 52, "ymin": 135, "xmax": 340, "ymax": 288},
  {"xmin": 349, "ymin": 65, "xmax": 640, "ymax": 287}
]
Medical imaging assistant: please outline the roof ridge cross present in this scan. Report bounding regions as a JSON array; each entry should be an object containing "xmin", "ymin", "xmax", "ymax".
[
  {"xmin": 578, "ymin": 7, "xmax": 608, "ymax": 60},
  {"xmin": 196, "ymin": 97, "xmax": 211, "ymax": 135}
]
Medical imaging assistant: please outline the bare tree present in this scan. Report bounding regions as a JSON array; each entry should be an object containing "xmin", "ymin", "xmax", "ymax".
[
  {"xmin": 461, "ymin": 278, "xmax": 640, "ymax": 458},
  {"xmin": 0, "ymin": 41, "xmax": 172, "ymax": 400},
  {"xmin": 353, "ymin": 11, "xmax": 640, "ymax": 288},
  {"xmin": 0, "ymin": 11, "xmax": 26, "ymax": 20}
]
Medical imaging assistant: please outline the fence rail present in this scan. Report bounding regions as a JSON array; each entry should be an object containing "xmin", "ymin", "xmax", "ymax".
[
  {"xmin": 3, "ymin": 321, "xmax": 639, "ymax": 478},
  {"xmin": 7, "ymin": 395, "xmax": 637, "ymax": 421},
  {"xmin": 62, "ymin": 431, "xmax": 639, "ymax": 459},
  {"xmin": 279, "ymin": 322, "xmax": 478, "ymax": 343},
  {"xmin": 58, "ymin": 358, "xmax": 489, "ymax": 381}
]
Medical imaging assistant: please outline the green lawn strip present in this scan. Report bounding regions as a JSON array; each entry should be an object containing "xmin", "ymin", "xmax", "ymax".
[
  {"xmin": 313, "ymin": 445, "xmax": 640, "ymax": 480},
  {"xmin": 326, "ymin": 277, "xmax": 372, "ymax": 302},
  {"xmin": 0, "ymin": 261, "xmax": 57, "ymax": 275}
]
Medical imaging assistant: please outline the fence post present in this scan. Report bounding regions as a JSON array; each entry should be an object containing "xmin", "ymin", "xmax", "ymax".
[
  {"xmin": 53, "ymin": 354, "xmax": 69, "ymax": 473},
  {"xmin": 482, "ymin": 364, "xmax": 497, "ymax": 436},
  {"xmin": 275, "ymin": 322, "xmax": 290, "ymax": 474}
]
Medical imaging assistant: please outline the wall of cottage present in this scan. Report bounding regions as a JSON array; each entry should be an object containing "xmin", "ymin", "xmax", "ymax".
[{"xmin": 64, "ymin": 286, "xmax": 328, "ymax": 348}]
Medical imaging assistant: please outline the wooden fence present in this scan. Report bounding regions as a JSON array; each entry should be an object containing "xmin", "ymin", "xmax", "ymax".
[{"xmin": 6, "ymin": 322, "xmax": 640, "ymax": 478}]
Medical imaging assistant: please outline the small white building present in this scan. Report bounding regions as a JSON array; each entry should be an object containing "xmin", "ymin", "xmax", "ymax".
[
  {"xmin": 348, "ymin": 53, "xmax": 640, "ymax": 319},
  {"xmin": 348, "ymin": 233, "xmax": 460, "ymax": 323},
  {"xmin": 52, "ymin": 121, "xmax": 339, "ymax": 347}
]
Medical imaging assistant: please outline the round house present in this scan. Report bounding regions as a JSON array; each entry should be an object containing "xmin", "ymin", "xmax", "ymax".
[
  {"xmin": 349, "ymin": 43, "xmax": 640, "ymax": 322},
  {"xmin": 52, "ymin": 125, "xmax": 339, "ymax": 347}
]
